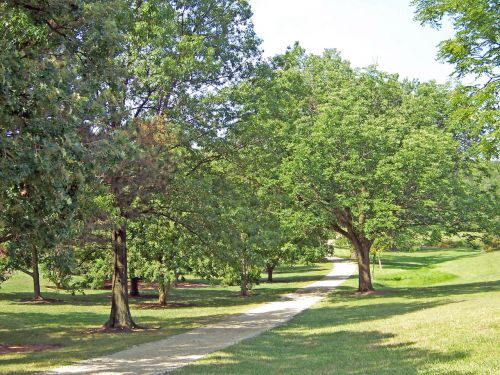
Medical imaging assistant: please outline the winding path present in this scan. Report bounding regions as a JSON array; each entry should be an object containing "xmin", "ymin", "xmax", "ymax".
[{"xmin": 47, "ymin": 257, "xmax": 356, "ymax": 375}]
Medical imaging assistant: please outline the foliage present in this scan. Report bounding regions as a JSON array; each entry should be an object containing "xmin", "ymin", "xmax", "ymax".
[
  {"xmin": 129, "ymin": 216, "xmax": 198, "ymax": 303},
  {"xmin": 81, "ymin": 253, "xmax": 113, "ymax": 290},
  {"xmin": 0, "ymin": 0, "xmax": 126, "ymax": 295},
  {"xmin": 413, "ymin": 0, "xmax": 500, "ymax": 157},
  {"xmin": 0, "ymin": 246, "xmax": 11, "ymax": 285},
  {"xmin": 249, "ymin": 49, "xmax": 472, "ymax": 291},
  {"xmin": 207, "ymin": 175, "xmax": 269, "ymax": 295},
  {"xmin": 482, "ymin": 233, "xmax": 500, "ymax": 251},
  {"xmin": 40, "ymin": 245, "xmax": 76, "ymax": 289}
]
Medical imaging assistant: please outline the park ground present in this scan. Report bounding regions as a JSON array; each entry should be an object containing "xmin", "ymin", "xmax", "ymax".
[
  {"xmin": 1, "ymin": 248, "xmax": 499, "ymax": 374},
  {"xmin": 0, "ymin": 262, "xmax": 332, "ymax": 374},
  {"xmin": 178, "ymin": 248, "xmax": 500, "ymax": 375}
]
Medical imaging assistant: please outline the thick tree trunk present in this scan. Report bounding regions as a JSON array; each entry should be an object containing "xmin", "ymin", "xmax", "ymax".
[
  {"xmin": 130, "ymin": 277, "xmax": 140, "ymax": 297},
  {"xmin": 31, "ymin": 247, "xmax": 42, "ymax": 300},
  {"xmin": 104, "ymin": 226, "xmax": 136, "ymax": 329},
  {"xmin": 355, "ymin": 240, "xmax": 374, "ymax": 292},
  {"xmin": 266, "ymin": 264, "xmax": 275, "ymax": 283}
]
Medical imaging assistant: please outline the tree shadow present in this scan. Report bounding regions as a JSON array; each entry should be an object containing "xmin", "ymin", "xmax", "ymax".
[
  {"xmin": 0, "ymin": 310, "xmax": 242, "ymax": 372},
  {"xmin": 330, "ymin": 279, "xmax": 500, "ymax": 303},
  {"xmin": 379, "ymin": 248, "xmax": 478, "ymax": 270},
  {"xmin": 176, "ymin": 285, "xmax": 474, "ymax": 374},
  {"xmin": 180, "ymin": 329, "xmax": 468, "ymax": 375},
  {"xmin": 303, "ymin": 299, "xmax": 455, "ymax": 328}
]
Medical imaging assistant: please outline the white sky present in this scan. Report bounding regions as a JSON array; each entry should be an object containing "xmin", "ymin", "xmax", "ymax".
[{"xmin": 248, "ymin": 0, "xmax": 457, "ymax": 83}]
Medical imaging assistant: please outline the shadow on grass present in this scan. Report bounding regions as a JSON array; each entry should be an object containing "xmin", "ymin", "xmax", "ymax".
[
  {"xmin": 379, "ymin": 248, "xmax": 478, "ymax": 271},
  {"xmin": 0, "ymin": 310, "xmax": 242, "ymax": 372},
  {"xmin": 1, "ymin": 263, "xmax": 330, "ymax": 307},
  {"xmin": 330, "ymin": 279, "xmax": 500, "ymax": 304},
  {"xmin": 0, "ymin": 284, "xmax": 299, "ymax": 308},
  {"xmin": 180, "ymin": 328, "xmax": 468, "ymax": 375},
  {"xmin": 0, "ymin": 263, "xmax": 334, "ymax": 373},
  {"xmin": 306, "ymin": 298, "xmax": 456, "ymax": 328}
]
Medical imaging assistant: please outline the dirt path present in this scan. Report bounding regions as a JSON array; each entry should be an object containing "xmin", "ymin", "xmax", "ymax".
[{"xmin": 47, "ymin": 257, "xmax": 356, "ymax": 375}]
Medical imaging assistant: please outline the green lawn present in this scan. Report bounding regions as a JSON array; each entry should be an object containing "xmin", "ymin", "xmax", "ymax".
[
  {"xmin": 0, "ymin": 262, "xmax": 332, "ymax": 374},
  {"xmin": 177, "ymin": 248, "xmax": 500, "ymax": 375}
]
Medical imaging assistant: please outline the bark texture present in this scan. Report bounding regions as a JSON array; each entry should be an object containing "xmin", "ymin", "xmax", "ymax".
[
  {"xmin": 105, "ymin": 226, "xmax": 137, "ymax": 329},
  {"xmin": 158, "ymin": 280, "xmax": 171, "ymax": 305},
  {"xmin": 240, "ymin": 272, "xmax": 248, "ymax": 296},
  {"xmin": 266, "ymin": 264, "xmax": 274, "ymax": 283},
  {"xmin": 354, "ymin": 240, "xmax": 374, "ymax": 292}
]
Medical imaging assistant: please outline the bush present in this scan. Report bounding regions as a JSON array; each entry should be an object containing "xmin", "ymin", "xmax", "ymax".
[{"xmin": 482, "ymin": 234, "xmax": 500, "ymax": 252}]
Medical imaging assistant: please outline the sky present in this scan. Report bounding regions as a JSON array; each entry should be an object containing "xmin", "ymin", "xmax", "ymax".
[{"xmin": 248, "ymin": 0, "xmax": 457, "ymax": 84}]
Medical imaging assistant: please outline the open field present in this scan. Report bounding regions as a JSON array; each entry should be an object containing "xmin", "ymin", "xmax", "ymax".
[
  {"xmin": 177, "ymin": 248, "xmax": 500, "ymax": 375},
  {"xmin": 0, "ymin": 262, "xmax": 332, "ymax": 374}
]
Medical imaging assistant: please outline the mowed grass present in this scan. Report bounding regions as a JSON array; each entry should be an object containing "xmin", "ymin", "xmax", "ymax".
[
  {"xmin": 177, "ymin": 248, "xmax": 500, "ymax": 375},
  {"xmin": 0, "ymin": 262, "xmax": 332, "ymax": 374}
]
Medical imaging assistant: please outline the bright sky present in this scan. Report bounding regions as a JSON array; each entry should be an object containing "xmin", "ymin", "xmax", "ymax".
[{"xmin": 248, "ymin": 0, "xmax": 456, "ymax": 83}]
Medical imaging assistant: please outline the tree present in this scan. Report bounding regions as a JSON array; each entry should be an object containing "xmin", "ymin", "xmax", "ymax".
[
  {"xmin": 221, "ymin": 45, "xmax": 309, "ymax": 281},
  {"xmin": 0, "ymin": 0, "xmax": 119, "ymax": 298},
  {"xmin": 412, "ymin": 0, "xmax": 499, "ymax": 158},
  {"xmin": 274, "ymin": 51, "xmax": 466, "ymax": 292},
  {"xmin": 129, "ymin": 218, "xmax": 187, "ymax": 305},
  {"xmin": 83, "ymin": 0, "xmax": 260, "ymax": 328}
]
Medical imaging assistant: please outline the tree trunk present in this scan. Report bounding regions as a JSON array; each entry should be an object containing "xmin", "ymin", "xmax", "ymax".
[
  {"xmin": 130, "ymin": 277, "xmax": 140, "ymax": 297},
  {"xmin": 266, "ymin": 264, "xmax": 274, "ymax": 283},
  {"xmin": 31, "ymin": 247, "xmax": 42, "ymax": 300},
  {"xmin": 158, "ymin": 280, "xmax": 170, "ymax": 306},
  {"xmin": 355, "ymin": 240, "xmax": 374, "ymax": 292},
  {"xmin": 240, "ymin": 272, "xmax": 248, "ymax": 296},
  {"xmin": 104, "ymin": 226, "xmax": 136, "ymax": 329}
]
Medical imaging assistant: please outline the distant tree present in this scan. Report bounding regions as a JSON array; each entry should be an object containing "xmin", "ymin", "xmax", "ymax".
[
  {"xmin": 206, "ymin": 171, "xmax": 266, "ymax": 296},
  {"xmin": 221, "ymin": 45, "xmax": 324, "ymax": 284}
]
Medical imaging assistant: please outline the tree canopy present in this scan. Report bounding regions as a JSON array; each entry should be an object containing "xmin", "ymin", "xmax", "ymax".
[
  {"xmin": 413, "ymin": 0, "xmax": 499, "ymax": 157},
  {"xmin": 0, "ymin": 0, "xmax": 497, "ymax": 328}
]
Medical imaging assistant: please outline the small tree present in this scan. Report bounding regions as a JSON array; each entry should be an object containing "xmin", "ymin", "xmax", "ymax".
[{"xmin": 129, "ymin": 217, "xmax": 195, "ymax": 305}]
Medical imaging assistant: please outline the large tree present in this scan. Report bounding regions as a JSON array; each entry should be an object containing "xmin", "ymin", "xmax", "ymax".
[
  {"xmin": 85, "ymin": 0, "xmax": 260, "ymax": 329},
  {"xmin": 247, "ymin": 49, "xmax": 470, "ymax": 292},
  {"xmin": 0, "ymin": 0, "xmax": 121, "ymax": 297}
]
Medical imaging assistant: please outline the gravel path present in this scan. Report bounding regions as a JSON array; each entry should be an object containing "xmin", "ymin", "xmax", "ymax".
[{"xmin": 47, "ymin": 257, "xmax": 356, "ymax": 375}]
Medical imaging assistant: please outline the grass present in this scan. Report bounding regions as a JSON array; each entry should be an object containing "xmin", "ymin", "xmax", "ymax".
[
  {"xmin": 0, "ymin": 262, "xmax": 332, "ymax": 374},
  {"xmin": 177, "ymin": 248, "xmax": 500, "ymax": 375}
]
